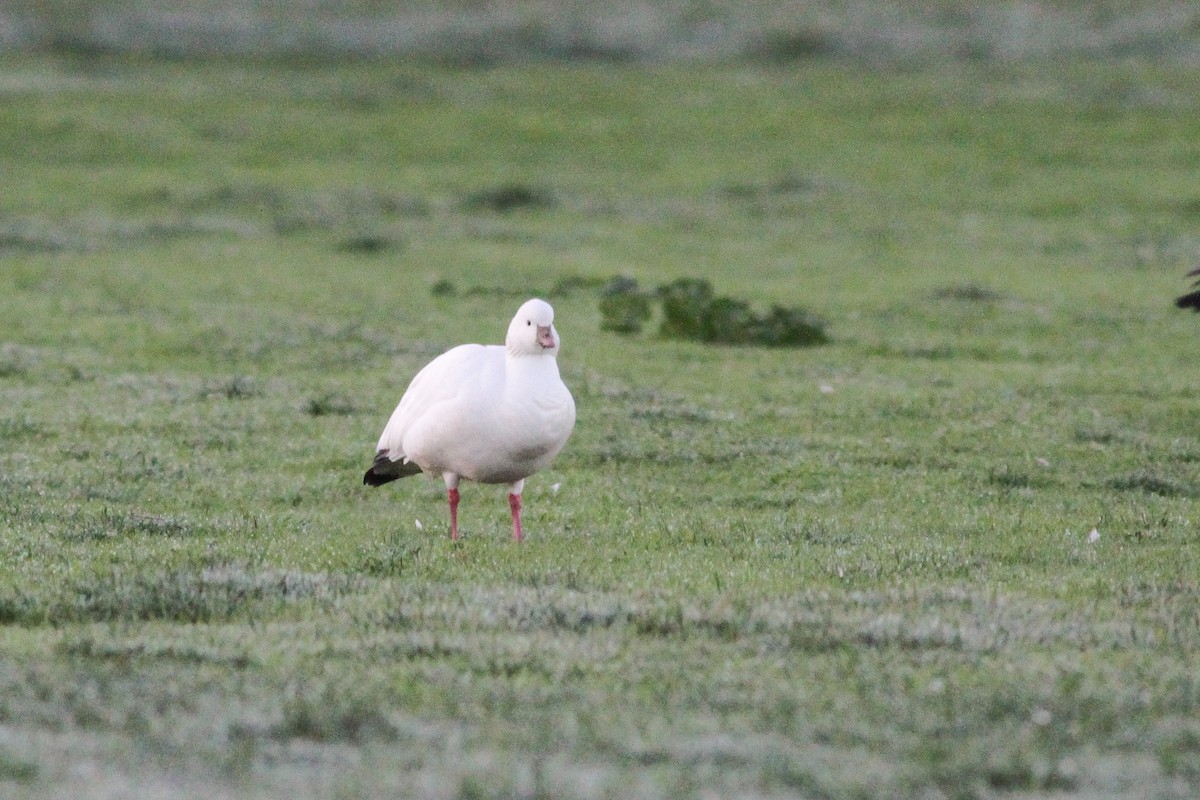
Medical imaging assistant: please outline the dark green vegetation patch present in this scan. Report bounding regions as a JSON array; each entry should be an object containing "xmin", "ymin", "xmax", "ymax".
[{"xmin": 600, "ymin": 277, "xmax": 830, "ymax": 347}]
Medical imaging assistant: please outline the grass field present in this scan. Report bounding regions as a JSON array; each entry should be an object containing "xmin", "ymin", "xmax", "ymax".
[
  {"xmin": 2, "ymin": 44, "xmax": 1200, "ymax": 799},
  {"xmin": 8, "ymin": 0, "xmax": 1200, "ymax": 64}
]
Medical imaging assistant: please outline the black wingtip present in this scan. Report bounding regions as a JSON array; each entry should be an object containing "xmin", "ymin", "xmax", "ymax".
[
  {"xmin": 363, "ymin": 467, "xmax": 398, "ymax": 487},
  {"xmin": 1176, "ymin": 266, "xmax": 1200, "ymax": 311},
  {"xmin": 363, "ymin": 451, "xmax": 422, "ymax": 486},
  {"xmin": 1177, "ymin": 292, "xmax": 1200, "ymax": 312}
]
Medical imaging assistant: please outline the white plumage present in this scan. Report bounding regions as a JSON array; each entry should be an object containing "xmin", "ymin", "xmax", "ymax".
[{"xmin": 363, "ymin": 298, "xmax": 575, "ymax": 541}]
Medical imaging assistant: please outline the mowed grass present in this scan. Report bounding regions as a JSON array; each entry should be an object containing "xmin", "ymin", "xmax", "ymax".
[{"xmin": 1, "ymin": 52, "xmax": 1199, "ymax": 798}]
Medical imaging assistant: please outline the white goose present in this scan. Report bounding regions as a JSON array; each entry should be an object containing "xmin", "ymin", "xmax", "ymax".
[{"xmin": 363, "ymin": 298, "xmax": 576, "ymax": 541}]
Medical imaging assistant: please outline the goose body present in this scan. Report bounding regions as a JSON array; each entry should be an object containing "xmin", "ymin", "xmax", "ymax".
[{"xmin": 363, "ymin": 298, "xmax": 575, "ymax": 541}]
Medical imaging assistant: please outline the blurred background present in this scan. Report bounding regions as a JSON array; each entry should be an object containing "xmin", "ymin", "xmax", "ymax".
[{"xmin": 5, "ymin": 1, "xmax": 1200, "ymax": 65}]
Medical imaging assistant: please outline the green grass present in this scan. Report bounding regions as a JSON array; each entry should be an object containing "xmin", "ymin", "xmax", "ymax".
[
  {"xmin": 8, "ymin": 1, "xmax": 1200, "ymax": 64},
  {"xmin": 1, "ymin": 51, "xmax": 1200, "ymax": 799}
]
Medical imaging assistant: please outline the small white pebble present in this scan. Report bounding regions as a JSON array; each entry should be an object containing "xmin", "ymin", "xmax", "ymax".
[
  {"xmin": 1088, "ymin": 528, "xmax": 1100, "ymax": 543},
  {"xmin": 819, "ymin": 383, "xmax": 834, "ymax": 394},
  {"xmin": 550, "ymin": 482, "xmax": 562, "ymax": 496},
  {"xmin": 1032, "ymin": 707, "xmax": 1052, "ymax": 726},
  {"xmin": 414, "ymin": 519, "xmax": 423, "ymax": 530},
  {"xmin": 1035, "ymin": 457, "xmax": 1050, "ymax": 467}
]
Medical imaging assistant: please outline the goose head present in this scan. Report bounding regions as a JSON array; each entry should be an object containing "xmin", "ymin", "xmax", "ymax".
[{"xmin": 506, "ymin": 298, "xmax": 560, "ymax": 357}]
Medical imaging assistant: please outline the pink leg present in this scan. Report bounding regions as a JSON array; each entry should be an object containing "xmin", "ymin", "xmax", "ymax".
[
  {"xmin": 447, "ymin": 487, "xmax": 460, "ymax": 541},
  {"xmin": 508, "ymin": 493, "xmax": 523, "ymax": 542}
]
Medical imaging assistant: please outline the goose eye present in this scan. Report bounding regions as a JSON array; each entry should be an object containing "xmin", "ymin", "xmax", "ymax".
[{"xmin": 526, "ymin": 320, "xmax": 531, "ymax": 326}]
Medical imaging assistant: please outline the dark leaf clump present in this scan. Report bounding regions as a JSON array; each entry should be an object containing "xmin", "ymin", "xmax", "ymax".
[
  {"xmin": 335, "ymin": 234, "xmax": 400, "ymax": 255},
  {"xmin": 600, "ymin": 277, "xmax": 828, "ymax": 347},
  {"xmin": 599, "ymin": 277, "xmax": 654, "ymax": 334},
  {"xmin": 463, "ymin": 183, "xmax": 557, "ymax": 213}
]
